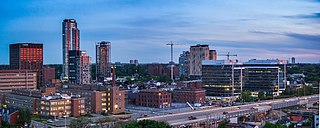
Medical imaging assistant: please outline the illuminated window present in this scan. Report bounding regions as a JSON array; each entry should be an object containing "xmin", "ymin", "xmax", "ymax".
[{"xmin": 51, "ymin": 102, "xmax": 57, "ymax": 105}]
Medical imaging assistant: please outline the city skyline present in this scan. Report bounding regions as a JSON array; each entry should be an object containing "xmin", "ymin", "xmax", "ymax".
[{"xmin": 1, "ymin": 0, "xmax": 320, "ymax": 64}]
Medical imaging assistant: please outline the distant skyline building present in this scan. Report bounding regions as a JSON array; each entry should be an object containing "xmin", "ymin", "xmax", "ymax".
[
  {"xmin": 189, "ymin": 44, "xmax": 216, "ymax": 77},
  {"xmin": 9, "ymin": 43, "xmax": 43, "ymax": 87},
  {"xmin": 209, "ymin": 50, "xmax": 217, "ymax": 60},
  {"xmin": 96, "ymin": 41, "xmax": 111, "ymax": 82},
  {"xmin": 129, "ymin": 59, "xmax": 139, "ymax": 66},
  {"xmin": 291, "ymin": 57, "xmax": 296, "ymax": 64},
  {"xmin": 80, "ymin": 51, "xmax": 91, "ymax": 84},
  {"xmin": 68, "ymin": 50, "xmax": 82, "ymax": 84},
  {"xmin": 68, "ymin": 50, "xmax": 91, "ymax": 84},
  {"xmin": 178, "ymin": 51, "xmax": 190, "ymax": 77},
  {"xmin": 62, "ymin": 19, "xmax": 80, "ymax": 81}
]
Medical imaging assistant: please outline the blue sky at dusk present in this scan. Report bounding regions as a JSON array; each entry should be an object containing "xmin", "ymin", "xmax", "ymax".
[{"xmin": 0, "ymin": 0, "xmax": 319, "ymax": 64}]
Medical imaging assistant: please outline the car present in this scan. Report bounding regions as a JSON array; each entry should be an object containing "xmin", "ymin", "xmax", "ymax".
[
  {"xmin": 47, "ymin": 119, "xmax": 53, "ymax": 123},
  {"xmin": 223, "ymin": 112, "xmax": 228, "ymax": 114},
  {"xmin": 188, "ymin": 116, "xmax": 197, "ymax": 120}
]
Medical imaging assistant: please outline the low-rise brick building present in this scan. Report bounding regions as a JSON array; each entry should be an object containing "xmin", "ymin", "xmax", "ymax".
[
  {"xmin": 173, "ymin": 89, "xmax": 206, "ymax": 104},
  {"xmin": 0, "ymin": 87, "xmax": 86, "ymax": 118},
  {"xmin": 0, "ymin": 70, "xmax": 37, "ymax": 92},
  {"xmin": 175, "ymin": 80, "xmax": 202, "ymax": 89},
  {"xmin": 136, "ymin": 89, "xmax": 171, "ymax": 108},
  {"xmin": 56, "ymin": 84, "xmax": 125, "ymax": 114},
  {"xmin": 40, "ymin": 95, "xmax": 86, "ymax": 118}
]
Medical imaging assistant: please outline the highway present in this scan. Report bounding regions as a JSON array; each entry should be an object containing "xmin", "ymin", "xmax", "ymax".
[{"xmin": 137, "ymin": 95, "xmax": 319, "ymax": 126}]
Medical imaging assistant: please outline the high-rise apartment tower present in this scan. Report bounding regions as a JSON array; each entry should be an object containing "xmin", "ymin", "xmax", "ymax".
[
  {"xmin": 96, "ymin": 41, "xmax": 111, "ymax": 82},
  {"xmin": 62, "ymin": 19, "xmax": 80, "ymax": 80}
]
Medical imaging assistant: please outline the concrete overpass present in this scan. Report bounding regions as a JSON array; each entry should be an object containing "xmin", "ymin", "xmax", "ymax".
[{"xmin": 138, "ymin": 95, "xmax": 319, "ymax": 127}]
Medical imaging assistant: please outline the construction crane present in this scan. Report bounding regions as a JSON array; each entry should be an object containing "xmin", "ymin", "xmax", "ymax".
[
  {"xmin": 218, "ymin": 52, "xmax": 237, "ymax": 60},
  {"xmin": 218, "ymin": 52, "xmax": 237, "ymax": 98},
  {"xmin": 166, "ymin": 41, "xmax": 175, "ymax": 82}
]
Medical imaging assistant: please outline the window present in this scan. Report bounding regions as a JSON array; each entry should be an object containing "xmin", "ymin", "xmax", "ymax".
[
  {"xmin": 51, "ymin": 102, "xmax": 57, "ymax": 105},
  {"xmin": 51, "ymin": 107, "xmax": 57, "ymax": 111}
]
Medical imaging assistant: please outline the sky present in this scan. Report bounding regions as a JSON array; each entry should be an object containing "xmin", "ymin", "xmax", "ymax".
[{"xmin": 0, "ymin": 0, "xmax": 319, "ymax": 64}]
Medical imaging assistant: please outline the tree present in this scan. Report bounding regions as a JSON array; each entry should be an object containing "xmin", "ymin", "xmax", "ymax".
[
  {"xmin": 218, "ymin": 119, "xmax": 230, "ymax": 128},
  {"xmin": 18, "ymin": 109, "xmax": 32, "ymax": 126},
  {"xmin": 262, "ymin": 122, "xmax": 287, "ymax": 128},
  {"xmin": 288, "ymin": 123, "xmax": 295, "ymax": 128},
  {"xmin": 97, "ymin": 117, "xmax": 117, "ymax": 126},
  {"xmin": 114, "ymin": 120, "xmax": 171, "ymax": 128},
  {"xmin": 69, "ymin": 117, "xmax": 92, "ymax": 128},
  {"xmin": 258, "ymin": 91, "xmax": 266, "ymax": 100},
  {"xmin": 302, "ymin": 121, "xmax": 312, "ymax": 126},
  {"xmin": 241, "ymin": 90, "xmax": 253, "ymax": 102}
]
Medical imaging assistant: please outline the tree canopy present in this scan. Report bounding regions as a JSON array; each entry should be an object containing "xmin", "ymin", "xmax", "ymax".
[{"xmin": 114, "ymin": 120, "xmax": 171, "ymax": 128}]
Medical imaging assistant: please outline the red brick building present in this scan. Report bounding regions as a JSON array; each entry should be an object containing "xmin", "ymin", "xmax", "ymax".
[
  {"xmin": 148, "ymin": 63, "xmax": 163, "ymax": 76},
  {"xmin": 40, "ymin": 95, "xmax": 86, "ymax": 118},
  {"xmin": 43, "ymin": 67, "xmax": 55, "ymax": 85},
  {"xmin": 57, "ymin": 84, "xmax": 125, "ymax": 114},
  {"xmin": 173, "ymin": 89, "xmax": 206, "ymax": 104},
  {"xmin": 175, "ymin": 80, "xmax": 203, "ymax": 89},
  {"xmin": 0, "ymin": 87, "xmax": 86, "ymax": 118},
  {"xmin": 136, "ymin": 89, "xmax": 171, "ymax": 108},
  {"xmin": 147, "ymin": 63, "xmax": 179, "ymax": 79}
]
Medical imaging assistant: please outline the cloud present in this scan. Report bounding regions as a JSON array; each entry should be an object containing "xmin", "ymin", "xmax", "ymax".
[
  {"xmin": 283, "ymin": 13, "xmax": 320, "ymax": 19},
  {"xmin": 250, "ymin": 30, "xmax": 320, "ymax": 42},
  {"xmin": 284, "ymin": 33, "xmax": 320, "ymax": 41},
  {"xmin": 249, "ymin": 31, "xmax": 279, "ymax": 35}
]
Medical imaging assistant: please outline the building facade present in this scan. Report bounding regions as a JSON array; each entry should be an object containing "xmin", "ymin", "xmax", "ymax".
[
  {"xmin": 0, "ymin": 88, "xmax": 86, "ymax": 118},
  {"xmin": 96, "ymin": 41, "xmax": 111, "ymax": 82},
  {"xmin": 62, "ymin": 19, "xmax": 80, "ymax": 81},
  {"xmin": 57, "ymin": 85, "xmax": 125, "ymax": 114},
  {"xmin": 172, "ymin": 89, "xmax": 206, "ymax": 104},
  {"xmin": 175, "ymin": 80, "xmax": 203, "ymax": 89},
  {"xmin": 136, "ymin": 89, "xmax": 171, "ymax": 108},
  {"xmin": 43, "ymin": 67, "xmax": 55, "ymax": 85},
  {"xmin": 68, "ymin": 50, "xmax": 82, "ymax": 84},
  {"xmin": 202, "ymin": 59, "xmax": 287, "ymax": 98},
  {"xmin": 209, "ymin": 50, "xmax": 217, "ymax": 60},
  {"xmin": 40, "ymin": 95, "xmax": 86, "ymax": 118},
  {"xmin": 10, "ymin": 43, "xmax": 43, "ymax": 87},
  {"xmin": 179, "ymin": 51, "xmax": 190, "ymax": 77},
  {"xmin": 68, "ymin": 50, "xmax": 91, "ymax": 84},
  {"xmin": 80, "ymin": 51, "xmax": 91, "ymax": 84},
  {"xmin": 189, "ymin": 44, "xmax": 216, "ymax": 77},
  {"xmin": 0, "ymin": 70, "xmax": 37, "ymax": 92}
]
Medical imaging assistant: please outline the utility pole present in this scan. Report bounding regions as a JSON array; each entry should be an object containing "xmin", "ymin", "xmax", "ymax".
[{"xmin": 166, "ymin": 41, "xmax": 174, "ymax": 82}]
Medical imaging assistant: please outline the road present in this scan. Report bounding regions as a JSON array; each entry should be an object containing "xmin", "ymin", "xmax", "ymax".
[{"xmin": 138, "ymin": 95, "xmax": 318, "ymax": 126}]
